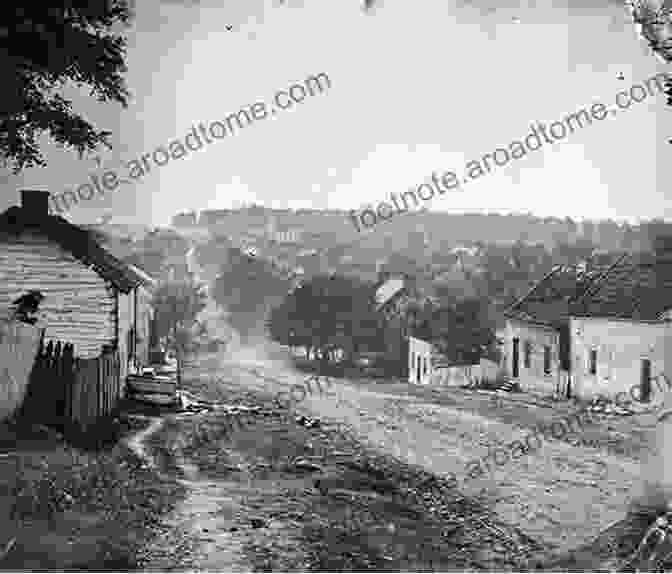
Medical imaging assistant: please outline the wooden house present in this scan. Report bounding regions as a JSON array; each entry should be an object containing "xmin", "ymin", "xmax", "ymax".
[{"xmin": 0, "ymin": 190, "xmax": 156, "ymax": 385}]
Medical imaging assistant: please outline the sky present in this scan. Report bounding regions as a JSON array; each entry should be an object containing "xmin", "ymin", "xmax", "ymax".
[{"xmin": 0, "ymin": 0, "xmax": 669, "ymax": 226}]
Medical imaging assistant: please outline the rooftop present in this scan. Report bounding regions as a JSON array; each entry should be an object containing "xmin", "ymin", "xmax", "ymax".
[{"xmin": 0, "ymin": 191, "xmax": 154, "ymax": 294}]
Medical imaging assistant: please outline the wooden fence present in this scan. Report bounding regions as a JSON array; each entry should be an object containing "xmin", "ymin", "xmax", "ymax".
[
  {"xmin": 20, "ymin": 340, "xmax": 121, "ymax": 431},
  {"xmin": 0, "ymin": 320, "xmax": 43, "ymax": 422}
]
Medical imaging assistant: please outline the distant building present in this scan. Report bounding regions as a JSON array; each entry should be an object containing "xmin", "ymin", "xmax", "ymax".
[
  {"xmin": 198, "ymin": 209, "xmax": 233, "ymax": 227},
  {"xmin": 172, "ymin": 211, "xmax": 197, "ymax": 227},
  {"xmin": 271, "ymin": 229, "xmax": 302, "ymax": 243},
  {"xmin": 408, "ymin": 336, "xmax": 433, "ymax": 385},
  {"xmin": 502, "ymin": 252, "xmax": 672, "ymax": 402}
]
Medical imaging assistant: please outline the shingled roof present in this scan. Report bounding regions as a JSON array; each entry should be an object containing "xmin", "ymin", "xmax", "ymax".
[
  {"xmin": 504, "ymin": 254, "xmax": 627, "ymax": 326},
  {"xmin": 571, "ymin": 252, "xmax": 672, "ymax": 321},
  {"xmin": 0, "ymin": 205, "xmax": 148, "ymax": 294}
]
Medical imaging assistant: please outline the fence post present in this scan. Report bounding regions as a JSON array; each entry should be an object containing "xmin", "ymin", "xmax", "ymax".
[
  {"xmin": 63, "ymin": 344, "xmax": 71, "ymax": 421},
  {"xmin": 71, "ymin": 358, "xmax": 79, "ymax": 428},
  {"xmin": 98, "ymin": 354, "xmax": 103, "ymax": 420}
]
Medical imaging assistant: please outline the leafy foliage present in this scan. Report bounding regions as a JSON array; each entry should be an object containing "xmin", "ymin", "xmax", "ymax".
[
  {"xmin": 641, "ymin": 219, "xmax": 672, "ymax": 254},
  {"xmin": 151, "ymin": 279, "xmax": 207, "ymax": 350},
  {"xmin": 411, "ymin": 297, "xmax": 497, "ymax": 365},
  {"xmin": 268, "ymin": 274, "xmax": 381, "ymax": 361},
  {"xmin": 0, "ymin": 1, "xmax": 133, "ymax": 170},
  {"xmin": 212, "ymin": 247, "xmax": 290, "ymax": 339}
]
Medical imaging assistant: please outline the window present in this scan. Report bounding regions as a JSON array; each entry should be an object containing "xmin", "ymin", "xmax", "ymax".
[
  {"xmin": 423, "ymin": 357, "xmax": 428, "ymax": 376},
  {"xmin": 524, "ymin": 341, "xmax": 532, "ymax": 368},
  {"xmin": 543, "ymin": 346, "xmax": 551, "ymax": 374},
  {"xmin": 589, "ymin": 349, "xmax": 597, "ymax": 375}
]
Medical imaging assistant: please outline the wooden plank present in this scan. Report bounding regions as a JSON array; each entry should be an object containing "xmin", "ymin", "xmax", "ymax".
[
  {"xmin": 95, "ymin": 356, "xmax": 100, "ymax": 421},
  {"xmin": 70, "ymin": 360, "xmax": 77, "ymax": 425},
  {"xmin": 87, "ymin": 360, "xmax": 94, "ymax": 428},
  {"xmin": 75, "ymin": 362, "xmax": 83, "ymax": 428},
  {"xmin": 77, "ymin": 359, "xmax": 85, "ymax": 426},
  {"xmin": 80, "ymin": 361, "xmax": 87, "ymax": 429},
  {"xmin": 131, "ymin": 392, "xmax": 177, "ymax": 406},
  {"xmin": 64, "ymin": 352, "xmax": 70, "ymax": 421},
  {"xmin": 89, "ymin": 359, "xmax": 96, "ymax": 429},
  {"xmin": 102, "ymin": 355, "xmax": 107, "ymax": 417},
  {"xmin": 106, "ymin": 354, "xmax": 111, "ymax": 415},
  {"xmin": 72, "ymin": 361, "xmax": 79, "ymax": 425},
  {"xmin": 127, "ymin": 380, "xmax": 177, "ymax": 395},
  {"xmin": 106, "ymin": 352, "xmax": 111, "ymax": 409}
]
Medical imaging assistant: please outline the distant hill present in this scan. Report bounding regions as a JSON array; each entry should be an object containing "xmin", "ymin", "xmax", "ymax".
[{"xmin": 176, "ymin": 207, "xmax": 647, "ymax": 254}]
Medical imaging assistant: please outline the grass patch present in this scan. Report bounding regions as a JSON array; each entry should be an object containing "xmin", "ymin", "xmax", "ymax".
[{"xmin": 0, "ymin": 416, "xmax": 185, "ymax": 571}]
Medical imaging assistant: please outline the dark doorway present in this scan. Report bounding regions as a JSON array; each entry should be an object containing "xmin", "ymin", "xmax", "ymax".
[
  {"xmin": 512, "ymin": 338, "xmax": 520, "ymax": 378},
  {"xmin": 641, "ymin": 359, "xmax": 652, "ymax": 403},
  {"xmin": 558, "ymin": 324, "xmax": 571, "ymax": 371},
  {"xmin": 416, "ymin": 355, "xmax": 421, "ymax": 383}
]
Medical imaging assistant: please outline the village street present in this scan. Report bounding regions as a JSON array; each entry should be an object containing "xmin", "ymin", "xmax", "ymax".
[
  {"xmin": 223, "ymin": 353, "xmax": 649, "ymax": 552},
  {"xmin": 132, "ymin": 348, "xmax": 659, "ymax": 571}
]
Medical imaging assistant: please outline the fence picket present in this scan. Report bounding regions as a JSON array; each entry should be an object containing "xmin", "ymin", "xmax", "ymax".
[{"xmin": 22, "ymin": 339, "xmax": 121, "ymax": 434}]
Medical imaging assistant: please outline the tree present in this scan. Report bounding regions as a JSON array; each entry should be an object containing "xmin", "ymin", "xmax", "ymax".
[
  {"xmin": 628, "ymin": 1, "xmax": 672, "ymax": 64},
  {"xmin": 151, "ymin": 279, "xmax": 207, "ymax": 385},
  {"xmin": 641, "ymin": 218, "xmax": 672, "ymax": 254},
  {"xmin": 0, "ymin": 2, "xmax": 132, "ymax": 171},
  {"xmin": 213, "ymin": 246, "xmax": 290, "ymax": 341},
  {"xmin": 426, "ymin": 298, "xmax": 496, "ymax": 365},
  {"xmin": 627, "ymin": 1, "xmax": 672, "ymax": 108},
  {"xmin": 267, "ymin": 274, "xmax": 381, "ymax": 369}
]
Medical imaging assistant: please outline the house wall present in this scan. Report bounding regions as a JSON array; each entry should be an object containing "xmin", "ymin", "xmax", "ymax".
[
  {"xmin": 569, "ymin": 317, "xmax": 670, "ymax": 402},
  {"xmin": 408, "ymin": 336, "xmax": 433, "ymax": 384},
  {"xmin": 135, "ymin": 285, "xmax": 154, "ymax": 367},
  {"xmin": 0, "ymin": 234, "xmax": 116, "ymax": 358},
  {"xmin": 503, "ymin": 319, "xmax": 561, "ymax": 396},
  {"xmin": 117, "ymin": 290, "xmax": 133, "ymax": 381}
]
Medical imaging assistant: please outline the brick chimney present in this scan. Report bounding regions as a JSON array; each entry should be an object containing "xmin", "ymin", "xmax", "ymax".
[{"xmin": 20, "ymin": 189, "xmax": 51, "ymax": 219}]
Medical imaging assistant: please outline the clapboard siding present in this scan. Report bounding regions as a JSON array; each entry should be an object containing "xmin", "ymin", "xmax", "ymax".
[{"xmin": 0, "ymin": 234, "xmax": 117, "ymax": 358}]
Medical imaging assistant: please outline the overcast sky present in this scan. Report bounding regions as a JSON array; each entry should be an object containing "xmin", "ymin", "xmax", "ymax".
[{"xmin": 1, "ymin": 0, "xmax": 668, "ymax": 225}]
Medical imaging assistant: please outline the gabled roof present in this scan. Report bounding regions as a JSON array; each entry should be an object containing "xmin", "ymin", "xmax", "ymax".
[
  {"xmin": 375, "ymin": 277, "xmax": 406, "ymax": 310},
  {"xmin": 571, "ymin": 253, "xmax": 672, "ymax": 321},
  {"xmin": 0, "ymin": 206, "xmax": 150, "ymax": 294},
  {"xmin": 504, "ymin": 254, "xmax": 627, "ymax": 326},
  {"xmin": 126, "ymin": 263, "xmax": 157, "ymax": 290}
]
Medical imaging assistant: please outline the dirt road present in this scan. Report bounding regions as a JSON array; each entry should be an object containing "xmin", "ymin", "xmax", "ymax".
[
  {"xmin": 134, "ymin": 353, "xmax": 546, "ymax": 571},
  {"xmin": 215, "ymin": 351, "xmax": 654, "ymax": 556}
]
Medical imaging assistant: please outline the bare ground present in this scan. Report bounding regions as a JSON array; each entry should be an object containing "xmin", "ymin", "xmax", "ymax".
[
  {"xmin": 187, "ymin": 348, "xmax": 660, "ymax": 571},
  {"xmin": 133, "ymin": 355, "xmax": 546, "ymax": 571},
  {"xmin": 0, "ymin": 414, "xmax": 185, "ymax": 571},
  {"xmin": 1, "ymin": 347, "xmax": 656, "ymax": 571}
]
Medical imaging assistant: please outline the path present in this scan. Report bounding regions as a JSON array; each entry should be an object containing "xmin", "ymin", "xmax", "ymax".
[{"xmin": 220, "ymin": 354, "xmax": 647, "ymax": 554}]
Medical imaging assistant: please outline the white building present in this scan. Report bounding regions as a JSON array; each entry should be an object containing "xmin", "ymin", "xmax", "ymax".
[{"xmin": 408, "ymin": 335, "xmax": 433, "ymax": 385}]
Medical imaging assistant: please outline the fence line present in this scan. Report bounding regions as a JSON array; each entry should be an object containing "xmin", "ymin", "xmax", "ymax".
[{"xmin": 21, "ymin": 339, "xmax": 120, "ymax": 432}]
